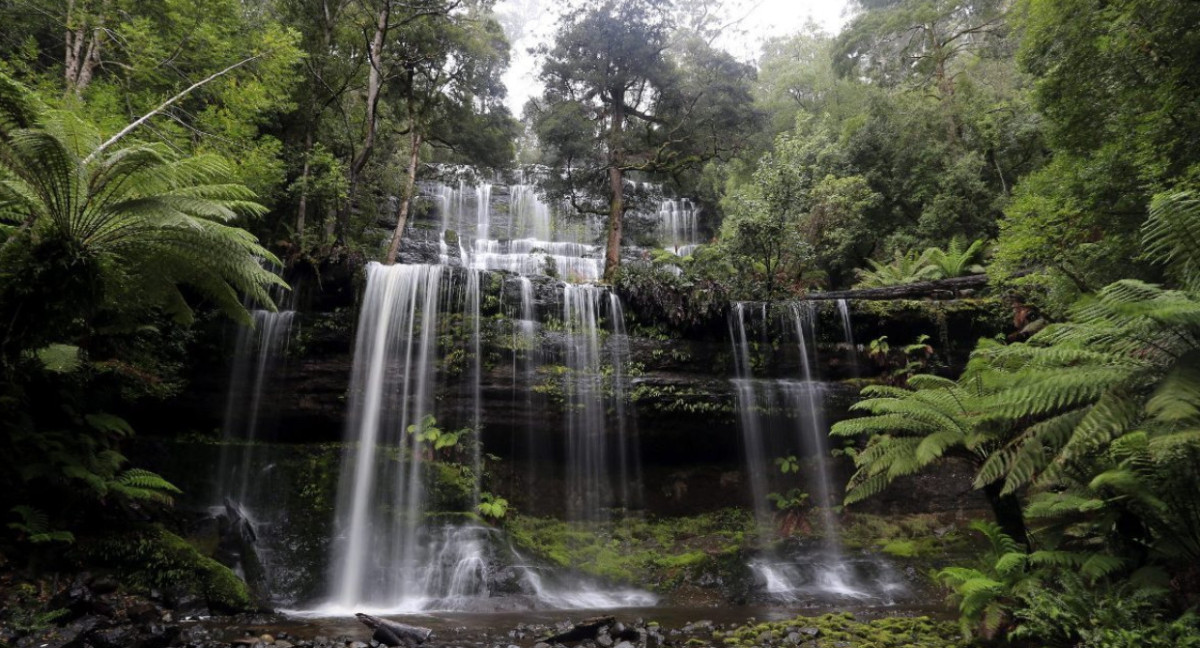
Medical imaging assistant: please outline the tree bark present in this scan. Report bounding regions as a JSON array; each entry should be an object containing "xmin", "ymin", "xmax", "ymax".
[
  {"xmin": 385, "ymin": 117, "xmax": 422, "ymax": 265},
  {"xmin": 603, "ymin": 89, "xmax": 626, "ymax": 283},
  {"xmin": 295, "ymin": 130, "xmax": 313, "ymax": 252},
  {"xmin": 64, "ymin": 0, "xmax": 104, "ymax": 97}
]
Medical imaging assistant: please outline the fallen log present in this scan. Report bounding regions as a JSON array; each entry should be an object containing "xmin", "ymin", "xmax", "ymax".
[
  {"xmin": 799, "ymin": 274, "xmax": 989, "ymax": 301},
  {"xmin": 355, "ymin": 613, "xmax": 433, "ymax": 647},
  {"xmin": 544, "ymin": 616, "xmax": 616, "ymax": 644}
]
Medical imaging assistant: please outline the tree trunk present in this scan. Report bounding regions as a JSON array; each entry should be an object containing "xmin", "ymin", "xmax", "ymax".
[
  {"xmin": 295, "ymin": 130, "xmax": 313, "ymax": 253},
  {"xmin": 64, "ymin": 0, "xmax": 104, "ymax": 97},
  {"xmin": 982, "ymin": 479, "xmax": 1029, "ymax": 550},
  {"xmin": 603, "ymin": 90, "xmax": 626, "ymax": 283},
  {"xmin": 338, "ymin": 1, "xmax": 390, "ymax": 242},
  {"xmin": 385, "ymin": 122, "xmax": 422, "ymax": 265}
]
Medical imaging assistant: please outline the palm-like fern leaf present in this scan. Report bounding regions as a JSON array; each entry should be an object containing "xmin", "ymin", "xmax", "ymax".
[
  {"xmin": 0, "ymin": 74, "xmax": 284, "ymax": 324},
  {"xmin": 1144, "ymin": 191, "xmax": 1200, "ymax": 291}
]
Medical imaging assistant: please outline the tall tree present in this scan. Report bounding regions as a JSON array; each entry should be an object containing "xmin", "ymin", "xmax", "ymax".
[{"xmin": 530, "ymin": 0, "xmax": 758, "ymax": 281}]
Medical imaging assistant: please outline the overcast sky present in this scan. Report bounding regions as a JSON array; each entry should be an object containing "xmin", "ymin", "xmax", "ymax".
[{"xmin": 495, "ymin": 0, "xmax": 852, "ymax": 115}]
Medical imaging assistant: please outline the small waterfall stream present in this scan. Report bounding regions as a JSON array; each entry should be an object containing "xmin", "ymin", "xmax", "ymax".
[
  {"xmin": 213, "ymin": 309, "xmax": 295, "ymax": 598},
  {"xmin": 216, "ymin": 309, "xmax": 296, "ymax": 506},
  {"xmin": 730, "ymin": 301, "xmax": 902, "ymax": 603}
]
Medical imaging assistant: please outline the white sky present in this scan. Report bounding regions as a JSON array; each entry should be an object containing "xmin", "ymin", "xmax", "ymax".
[{"xmin": 496, "ymin": 0, "xmax": 851, "ymax": 115}]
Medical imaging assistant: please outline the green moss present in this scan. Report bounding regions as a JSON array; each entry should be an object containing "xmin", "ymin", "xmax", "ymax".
[
  {"xmin": 72, "ymin": 524, "xmax": 252, "ymax": 612},
  {"xmin": 880, "ymin": 539, "xmax": 919, "ymax": 558},
  {"xmin": 726, "ymin": 613, "xmax": 968, "ymax": 648},
  {"xmin": 840, "ymin": 512, "xmax": 967, "ymax": 558},
  {"xmin": 426, "ymin": 462, "xmax": 474, "ymax": 512},
  {"xmin": 506, "ymin": 509, "xmax": 755, "ymax": 589}
]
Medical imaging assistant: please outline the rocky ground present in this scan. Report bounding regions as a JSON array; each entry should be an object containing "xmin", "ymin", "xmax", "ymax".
[{"xmin": 3, "ymin": 570, "xmax": 962, "ymax": 648}]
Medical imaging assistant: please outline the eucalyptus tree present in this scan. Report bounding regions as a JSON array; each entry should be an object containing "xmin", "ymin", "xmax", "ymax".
[
  {"xmin": 835, "ymin": 0, "xmax": 1011, "ymax": 100},
  {"xmin": 530, "ymin": 0, "xmax": 759, "ymax": 281}
]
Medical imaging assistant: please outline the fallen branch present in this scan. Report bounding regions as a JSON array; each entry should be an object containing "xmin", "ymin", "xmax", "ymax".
[
  {"xmin": 82, "ymin": 54, "xmax": 263, "ymax": 165},
  {"xmin": 355, "ymin": 613, "xmax": 432, "ymax": 647}
]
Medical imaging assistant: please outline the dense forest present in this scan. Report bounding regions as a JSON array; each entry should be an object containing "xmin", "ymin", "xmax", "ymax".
[{"xmin": 2, "ymin": 0, "xmax": 1200, "ymax": 647}]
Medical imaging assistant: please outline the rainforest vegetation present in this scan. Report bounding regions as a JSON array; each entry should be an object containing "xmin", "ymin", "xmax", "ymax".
[{"xmin": 2, "ymin": 0, "xmax": 1200, "ymax": 646}]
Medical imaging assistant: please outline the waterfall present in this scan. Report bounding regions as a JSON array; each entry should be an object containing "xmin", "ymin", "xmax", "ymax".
[
  {"xmin": 608, "ymin": 293, "xmax": 642, "ymax": 511},
  {"xmin": 788, "ymin": 303, "xmax": 840, "ymax": 551},
  {"xmin": 215, "ymin": 309, "xmax": 295, "ymax": 506},
  {"xmin": 836, "ymin": 299, "xmax": 859, "ymax": 375},
  {"xmin": 212, "ymin": 309, "xmax": 294, "ymax": 601},
  {"xmin": 655, "ymin": 198, "xmax": 701, "ymax": 256},
  {"xmin": 562, "ymin": 284, "xmax": 608, "ymax": 522},
  {"xmin": 305, "ymin": 177, "xmax": 654, "ymax": 614},
  {"xmin": 729, "ymin": 301, "xmax": 898, "ymax": 602},
  {"xmin": 327, "ymin": 262, "xmax": 447, "ymax": 611},
  {"xmin": 729, "ymin": 303, "xmax": 774, "ymax": 529}
]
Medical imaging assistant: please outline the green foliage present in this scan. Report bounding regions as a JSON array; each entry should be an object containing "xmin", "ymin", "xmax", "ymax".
[
  {"xmin": 0, "ymin": 76, "xmax": 286, "ymax": 335},
  {"xmin": 853, "ymin": 249, "xmax": 940, "ymax": 288},
  {"xmin": 613, "ymin": 246, "xmax": 733, "ymax": 332},
  {"xmin": 7, "ymin": 506, "xmax": 74, "ymax": 545},
  {"xmin": 926, "ymin": 238, "xmax": 987, "ymax": 279},
  {"xmin": 407, "ymin": 414, "xmax": 469, "ymax": 459},
  {"xmin": 936, "ymin": 521, "xmax": 1039, "ymax": 638},
  {"xmin": 475, "ymin": 492, "xmax": 509, "ymax": 521},
  {"xmin": 1011, "ymin": 577, "xmax": 1200, "ymax": 648},
  {"xmin": 774, "ymin": 455, "xmax": 800, "ymax": 474},
  {"xmin": 991, "ymin": 0, "xmax": 1200, "ymax": 310},
  {"xmin": 767, "ymin": 488, "xmax": 809, "ymax": 512},
  {"xmin": 832, "ymin": 373, "xmax": 994, "ymax": 504},
  {"xmin": 0, "ymin": 583, "xmax": 68, "ymax": 635}
]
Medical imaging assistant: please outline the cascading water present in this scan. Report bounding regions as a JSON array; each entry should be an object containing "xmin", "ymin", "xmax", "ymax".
[
  {"xmin": 305, "ymin": 176, "xmax": 653, "ymax": 615},
  {"xmin": 730, "ymin": 302, "xmax": 902, "ymax": 603},
  {"xmin": 215, "ymin": 309, "xmax": 295, "ymax": 506},
  {"xmin": 655, "ymin": 198, "xmax": 701, "ymax": 256},
  {"xmin": 729, "ymin": 303, "xmax": 774, "ymax": 530},
  {"xmin": 325, "ymin": 262, "xmax": 449, "ymax": 613},
  {"xmin": 211, "ymin": 309, "xmax": 294, "ymax": 598},
  {"xmin": 562, "ymin": 284, "xmax": 609, "ymax": 523},
  {"xmin": 836, "ymin": 299, "xmax": 859, "ymax": 376}
]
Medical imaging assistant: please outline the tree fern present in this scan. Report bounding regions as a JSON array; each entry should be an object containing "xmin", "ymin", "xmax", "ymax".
[
  {"xmin": 1144, "ymin": 191, "xmax": 1200, "ymax": 291},
  {"xmin": 852, "ymin": 248, "xmax": 941, "ymax": 288},
  {"xmin": 925, "ymin": 237, "xmax": 987, "ymax": 279},
  {"xmin": 0, "ymin": 74, "xmax": 285, "ymax": 327}
]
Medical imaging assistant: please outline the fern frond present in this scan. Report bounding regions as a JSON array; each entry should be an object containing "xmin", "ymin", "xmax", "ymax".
[{"xmin": 1144, "ymin": 191, "xmax": 1200, "ymax": 290}]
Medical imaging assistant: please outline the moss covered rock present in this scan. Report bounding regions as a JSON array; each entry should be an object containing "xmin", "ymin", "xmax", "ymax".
[{"xmin": 71, "ymin": 524, "xmax": 252, "ymax": 612}]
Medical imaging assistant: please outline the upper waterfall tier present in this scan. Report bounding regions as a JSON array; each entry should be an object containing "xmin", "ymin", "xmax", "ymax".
[{"xmin": 397, "ymin": 179, "xmax": 707, "ymax": 279}]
